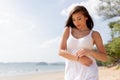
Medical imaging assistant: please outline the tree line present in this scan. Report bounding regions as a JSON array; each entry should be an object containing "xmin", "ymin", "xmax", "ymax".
[{"xmin": 96, "ymin": 0, "xmax": 120, "ymax": 67}]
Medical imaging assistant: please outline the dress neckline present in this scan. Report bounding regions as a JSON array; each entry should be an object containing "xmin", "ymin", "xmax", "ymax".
[{"xmin": 70, "ymin": 29, "xmax": 92, "ymax": 40}]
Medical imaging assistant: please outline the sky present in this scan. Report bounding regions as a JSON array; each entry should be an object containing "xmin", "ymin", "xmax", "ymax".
[{"xmin": 0, "ymin": 0, "xmax": 119, "ymax": 63}]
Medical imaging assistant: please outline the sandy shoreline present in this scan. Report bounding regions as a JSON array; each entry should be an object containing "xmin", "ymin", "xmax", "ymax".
[
  {"xmin": 0, "ymin": 66, "xmax": 120, "ymax": 80},
  {"xmin": 98, "ymin": 66, "xmax": 120, "ymax": 80},
  {"xmin": 0, "ymin": 71, "xmax": 64, "ymax": 80}
]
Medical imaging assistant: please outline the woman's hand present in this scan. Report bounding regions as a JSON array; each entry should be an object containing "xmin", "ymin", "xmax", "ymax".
[
  {"xmin": 77, "ymin": 56, "xmax": 93, "ymax": 66},
  {"xmin": 76, "ymin": 48, "xmax": 92, "ymax": 57},
  {"xmin": 76, "ymin": 49, "xmax": 93, "ymax": 66}
]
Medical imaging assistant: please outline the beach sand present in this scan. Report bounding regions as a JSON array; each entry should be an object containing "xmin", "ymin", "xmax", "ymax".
[
  {"xmin": 98, "ymin": 66, "xmax": 120, "ymax": 80},
  {"xmin": 0, "ymin": 66, "xmax": 120, "ymax": 80}
]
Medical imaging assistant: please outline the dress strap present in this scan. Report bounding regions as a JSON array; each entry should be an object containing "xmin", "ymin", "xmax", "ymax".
[
  {"xmin": 90, "ymin": 30, "xmax": 93, "ymax": 36},
  {"xmin": 89, "ymin": 30, "xmax": 94, "ymax": 41}
]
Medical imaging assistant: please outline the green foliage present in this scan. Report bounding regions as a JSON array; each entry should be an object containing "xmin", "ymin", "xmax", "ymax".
[
  {"xmin": 109, "ymin": 20, "xmax": 120, "ymax": 38},
  {"xmin": 96, "ymin": 0, "xmax": 120, "ymax": 66},
  {"xmin": 96, "ymin": 56, "xmax": 114, "ymax": 66},
  {"xmin": 108, "ymin": 37, "xmax": 120, "ymax": 58},
  {"xmin": 104, "ymin": 21, "xmax": 120, "ymax": 66}
]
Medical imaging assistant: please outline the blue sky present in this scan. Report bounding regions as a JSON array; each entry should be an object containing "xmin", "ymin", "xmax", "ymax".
[{"xmin": 0, "ymin": 0, "xmax": 119, "ymax": 63}]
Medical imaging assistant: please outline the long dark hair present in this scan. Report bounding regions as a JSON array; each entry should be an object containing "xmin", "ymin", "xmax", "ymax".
[{"xmin": 65, "ymin": 6, "xmax": 94, "ymax": 30}]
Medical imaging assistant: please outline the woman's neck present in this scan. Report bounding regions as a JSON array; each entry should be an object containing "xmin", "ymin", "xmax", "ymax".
[{"xmin": 76, "ymin": 27, "xmax": 90, "ymax": 32}]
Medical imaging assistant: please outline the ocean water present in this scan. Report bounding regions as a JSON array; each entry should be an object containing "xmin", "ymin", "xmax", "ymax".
[{"xmin": 0, "ymin": 62, "xmax": 65, "ymax": 76}]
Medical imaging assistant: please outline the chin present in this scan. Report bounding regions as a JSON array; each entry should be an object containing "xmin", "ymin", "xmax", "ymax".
[{"xmin": 76, "ymin": 27, "xmax": 82, "ymax": 29}]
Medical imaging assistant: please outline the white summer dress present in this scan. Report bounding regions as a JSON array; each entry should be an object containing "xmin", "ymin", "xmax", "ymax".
[{"xmin": 65, "ymin": 28, "xmax": 98, "ymax": 80}]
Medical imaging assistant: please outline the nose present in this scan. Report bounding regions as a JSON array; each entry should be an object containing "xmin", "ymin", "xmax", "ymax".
[{"xmin": 75, "ymin": 20, "xmax": 79, "ymax": 25}]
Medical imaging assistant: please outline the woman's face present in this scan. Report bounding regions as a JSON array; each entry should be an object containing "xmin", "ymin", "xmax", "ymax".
[{"xmin": 72, "ymin": 12, "xmax": 88, "ymax": 29}]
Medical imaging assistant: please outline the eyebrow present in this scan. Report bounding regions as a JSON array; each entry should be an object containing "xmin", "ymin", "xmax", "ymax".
[{"xmin": 72, "ymin": 16, "xmax": 82, "ymax": 19}]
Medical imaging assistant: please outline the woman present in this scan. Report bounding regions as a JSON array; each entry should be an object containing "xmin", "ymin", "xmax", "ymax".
[{"xmin": 58, "ymin": 5, "xmax": 107, "ymax": 80}]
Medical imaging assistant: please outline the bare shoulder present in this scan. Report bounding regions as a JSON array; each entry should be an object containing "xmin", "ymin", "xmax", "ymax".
[
  {"xmin": 92, "ymin": 30, "xmax": 101, "ymax": 38},
  {"xmin": 64, "ymin": 27, "xmax": 70, "ymax": 32},
  {"xmin": 92, "ymin": 30, "xmax": 103, "ymax": 43},
  {"xmin": 62, "ymin": 27, "xmax": 70, "ymax": 39},
  {"xmin": 62, "ymin": 27, "xmax": 70, "ymax": 35}
]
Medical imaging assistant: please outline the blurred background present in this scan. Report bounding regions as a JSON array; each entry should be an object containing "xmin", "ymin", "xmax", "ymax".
[{"xmin": 0, "ymin": 0, "xmax": 119, "ymax": 77}]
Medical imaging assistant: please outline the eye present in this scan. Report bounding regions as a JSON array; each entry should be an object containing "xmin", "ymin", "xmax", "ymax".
[{"xmin": 78, "ymin": 18, "xmax": 81, "ymax": 20}]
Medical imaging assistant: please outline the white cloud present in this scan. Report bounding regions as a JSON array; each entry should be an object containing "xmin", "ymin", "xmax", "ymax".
[
  {"xmin": 40, "ymin": 37, "xmax": 61, "ymax": 48},
  {"xmin": 0, "ymin": 1, "xmax": 41, "ymax": 62},
  {"xmin": 0, "ymin": 0, "xmax": 65, "ymax": 63},
  {"xmin": 60, "ymin": 3, "xmax": 80, "ymax": 16},
  {"xmin": 60, "ymin": 0, "xmax": 101, "ymax": 20}
]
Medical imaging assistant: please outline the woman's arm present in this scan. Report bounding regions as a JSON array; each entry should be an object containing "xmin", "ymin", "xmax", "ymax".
[
  {"xmin": 90, "ymin": 31, "xmax": 107, "ymax": 62},
  {"xmin": 58, "ymin": 27, "xmax": 92, "ymax": 66},
  {"xmin": 58, "ymin": 27, "xmax": 77, "ymax": 61}
]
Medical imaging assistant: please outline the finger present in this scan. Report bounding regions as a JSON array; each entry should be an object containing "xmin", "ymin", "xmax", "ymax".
[
  {"xmin": 78, "ymin": 53, "xmax": 83, "ymax": 57},
  {"xmin": 79, "ymin": 53, "xmax": 85, "ymax": 57},
  {"xmin": 76, "ymin": 49, "xmax": 86, "ymax": 56},
  {"xmin": 76, "ymin": 50, "xmax": 81, "ymax": 55},
  {"xmin": 76, "ymin": 51, "xmax": 80, "ymax": 56},
  {"xmin": 79, "ymin": 49, "xmax": 86, "ymax": 54},
  {"xmin": 78, "ymin": 49, "xmax": 87, "ymax": 57}
]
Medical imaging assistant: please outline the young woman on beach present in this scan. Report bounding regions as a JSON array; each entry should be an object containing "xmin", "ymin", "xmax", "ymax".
[{"xmin": 58, "ymin": 5, "xmax": 107, "ymax": 80}]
